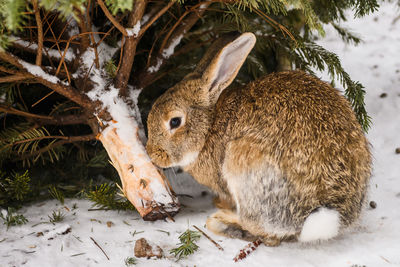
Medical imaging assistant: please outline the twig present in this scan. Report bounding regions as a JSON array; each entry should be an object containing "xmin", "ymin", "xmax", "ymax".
[
  {"xmin": 90, "ymin": 237, "xmax": 110, "ymax": 260},
  {"xmin": 156, "ymin": 229, "xmax": 170, "ymax": 236},
  {"xmin": 31, "ymin": 221, "xmax": 51, "ymax": 227},
  {"xmin": 158, "ymin": 2, "xmax": 209, "ymax": 54},
  {"xmin": 44, "ymin": 15, "xmax": 72, "ymax": 83},
  {"xmin": 31, "ymin": 91, "xmax": 55, "ymax": 107},
  {"xmin": 138, "ymin": 1, "xmax": 175, "ymax": 37},
  {"xmin": 32, "ymin": 0, "xmax": 43, "ymax": 66},
  {"xmin": 73, "ymin": 235, "xmax": 83, "ymax": 243},
  {"xmin": 233, "ymin": 239, "xmax": 262, "ymax": 262},
  {"xmin": 70, "ymin": 252, "xmax": 86, "ymax": 257},
  {"xmin": 0, "ymin": 50, "xmax": 95, "ymax": 111},
  {"xmin": 97, "ymin": 0, "xmax": 128, "ymax": 36},
  {"xmin": 136, "ymin": 2, "xmax": 209, "ymax": 88},
  {"xmin": 76, "ymin": 10, "xmax": 91, "ymax": 53},
  {"xmin": 0, "ymin": 74, "xmax": 30, "ymax": 83},
  {"xmin": 0, "ymin": 104, "xmax": 88, "ymax": 125},
  {"xmin": 193, "ymin": 225, "xmax": 223, "ymax": 251},
  {"xmin": 54, "ymin": 31, "xmax": 109, "ymax": 77},
  {"xmin": 131, "ymin": 230, "xmax": 144, "ymax": 237},
  {"xmin": 0, "ymin": 66, "xmax": 18, "ymax": 74},
  {"xmin": 87, "ymin": 0, "xmax": 100, "ymax": 69},
  {"xmin": 87, "ymin": 208, "xmax": 111, "ymax": 211},
  {"xmin": 380, "ymin": 255, "xmax": 391, "ymax": 264},
  {"xmin": 17, "ymin": 134, "xmax": 96, "ymax": 161}
]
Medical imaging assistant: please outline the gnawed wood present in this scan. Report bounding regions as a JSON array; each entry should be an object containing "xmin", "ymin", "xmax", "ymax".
[{"xmin": 98, "ymin": 121, "xmax": 179, "ymax": 220}]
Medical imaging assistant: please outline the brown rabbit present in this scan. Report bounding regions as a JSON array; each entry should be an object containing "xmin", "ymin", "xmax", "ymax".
[{"xmin": 146, "ymin": 32, "xmax": 371, "ymax": 246}]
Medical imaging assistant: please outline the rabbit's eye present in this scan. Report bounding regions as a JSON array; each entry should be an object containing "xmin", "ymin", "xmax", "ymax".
[{"xmin": 169, "ymin": 117, "xmax": 181, "ymax": 129}]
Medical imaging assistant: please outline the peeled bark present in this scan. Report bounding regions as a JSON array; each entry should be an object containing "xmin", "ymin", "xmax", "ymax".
[{"xmin": 98, "ymin": 121, "xmax": 180, "ymax": 220}]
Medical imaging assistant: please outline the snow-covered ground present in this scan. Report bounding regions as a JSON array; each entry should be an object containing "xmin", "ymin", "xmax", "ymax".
[{"xmin": 1, "ymin": 2, "xmax": 400, "ymax": 266}]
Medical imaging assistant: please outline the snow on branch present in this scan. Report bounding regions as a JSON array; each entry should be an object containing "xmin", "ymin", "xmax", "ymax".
[{"xmin": 12, "ymin": 38, "xmax": 75, "ymax": 62}]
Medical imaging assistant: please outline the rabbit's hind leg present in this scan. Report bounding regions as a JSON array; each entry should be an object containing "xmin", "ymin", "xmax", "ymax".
[
  {"xmin": 206, "ymin": 209, "xmax": 282, "ymax": 246},
  {"xmin": 206, "ymin": 209, "xmax": 257, "ymax": 242}
]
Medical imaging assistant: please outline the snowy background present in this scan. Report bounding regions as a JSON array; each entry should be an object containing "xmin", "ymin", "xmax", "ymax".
[{"xmin": 1, "ymin": 2, "xmax": 400, "ymax": 266}]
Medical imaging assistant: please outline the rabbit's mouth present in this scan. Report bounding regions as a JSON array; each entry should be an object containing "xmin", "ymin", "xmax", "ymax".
[{"xmin": 146, "ymin": 145, "xmax": 172, "ymax": 168}]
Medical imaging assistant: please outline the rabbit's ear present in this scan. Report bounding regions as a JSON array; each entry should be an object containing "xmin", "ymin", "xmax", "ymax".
[{"xmin": 202, "ymin": 32, "xmax": 256, "ymax": 102}]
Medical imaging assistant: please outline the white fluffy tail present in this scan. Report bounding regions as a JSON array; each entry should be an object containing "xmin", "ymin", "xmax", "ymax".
[{"xmin": 299, "ymin": 207, "xmax": 340, "ymax": 242}]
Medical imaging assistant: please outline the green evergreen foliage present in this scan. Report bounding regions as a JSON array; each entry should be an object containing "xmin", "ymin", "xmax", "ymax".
[
  {"xmin": 39, "ymin": 0, "xmax": 87, "ymax": 20},
  {"xmin": 0, "ymin": 207, "xmax": 28, "ymax": 229},
  {"xmin": 105, "ymin": 0, "xmax": 134, "ymax": 15},
  {"xmin": 48, "ymin": 185, "xmax": 65, "ymax": 205},
  {"xmin": 104, "ymin": 59, "xmax": 118, "ymax": 78},
  {"xmin": 170, "ymin": 228, "xmax": 201, "ymax": 260},
  {"xmin": 0, "ymin": 0, "xmax": 26, "ymax": 32},
  {"xmin": 0, "ymin": 170, "xmax": 31, "ymax": 206},
  {"xmin": 48, "ymin": 210, "xmax": 65, "ymax": 223},
  {"xmin": 86, "ymin": 183, "xmax": 136, "ymax": 211},
  {"xmin": 124, "ymin": 257, "xmax": 137, "ymax": 266}
]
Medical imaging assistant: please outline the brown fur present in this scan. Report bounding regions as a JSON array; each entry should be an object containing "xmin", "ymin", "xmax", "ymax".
[{"xmin": 146, "ymin": 33, "xmax": 371, "ymax": 245}]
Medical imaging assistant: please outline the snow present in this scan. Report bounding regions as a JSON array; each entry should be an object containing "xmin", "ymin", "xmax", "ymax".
[
  {"xmin": 162, "ymin": 34, "xmax": 183, "ymax": 59},
  {"xmin": 299, "ymin": 208, "xmax": 340, "ymax": 242},
  {"xmin": 19, "ymin": 60, "xmax": 61, "ymax": 84},
  {"xmin": 2, "ymin": 2, "xmax": 400, "ymax": 266},
  {"xmin": 88, "ymin": 84, "xmax": 141, "ymax": 148},
  {"xmin": 43, "ymin": 224, "xmax": 72, "ymax": 240},
  {"xmin": 127, "ymin": 21, "xmax": 141, "ymax": 37},
  {"xmin": 147, "ymin": 58, "xmax": 163, "ymax": 73},
  {"xmin": 140, "ymin": 14, "xmax": 150, "ymax": 25},
  {"xmin": 12, "ymin": 39, "xmax": 75, "ymax": 61}
]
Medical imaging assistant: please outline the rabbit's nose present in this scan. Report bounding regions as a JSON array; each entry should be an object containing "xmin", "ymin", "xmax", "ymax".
[{"xmin": 145, "ymin": 143, "xmax": 155, "ymax": 156}]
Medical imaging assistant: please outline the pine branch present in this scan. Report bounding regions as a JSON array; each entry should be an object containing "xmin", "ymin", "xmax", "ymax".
[
  {"xmin": 170, "ymin": 228, "xmax": 201, "ymax": 260},
  {"xmin": 0, "ymin": 50, "xmax": 95, "ymax": 111},
  {"xmin": 48, "ymin": 185, "xmax": 65, "ymax": 204},
  {"xmin": 0, "ymin": 170, "xmax": 31, "ymax": 202},
  {"xmin": 18, "ymin": 134, "xmax": 96, "ymax": 162},
  {"xmin": 0, "ymin": 207, "xmax": 28, "ymax": 230},
  {"xmin": 293, "ymin": 40, "xmax": 371, "ymax": 130},
  {"xmin": 86, "ymin": 183, "xmax": 136, "ymax": 211}
]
